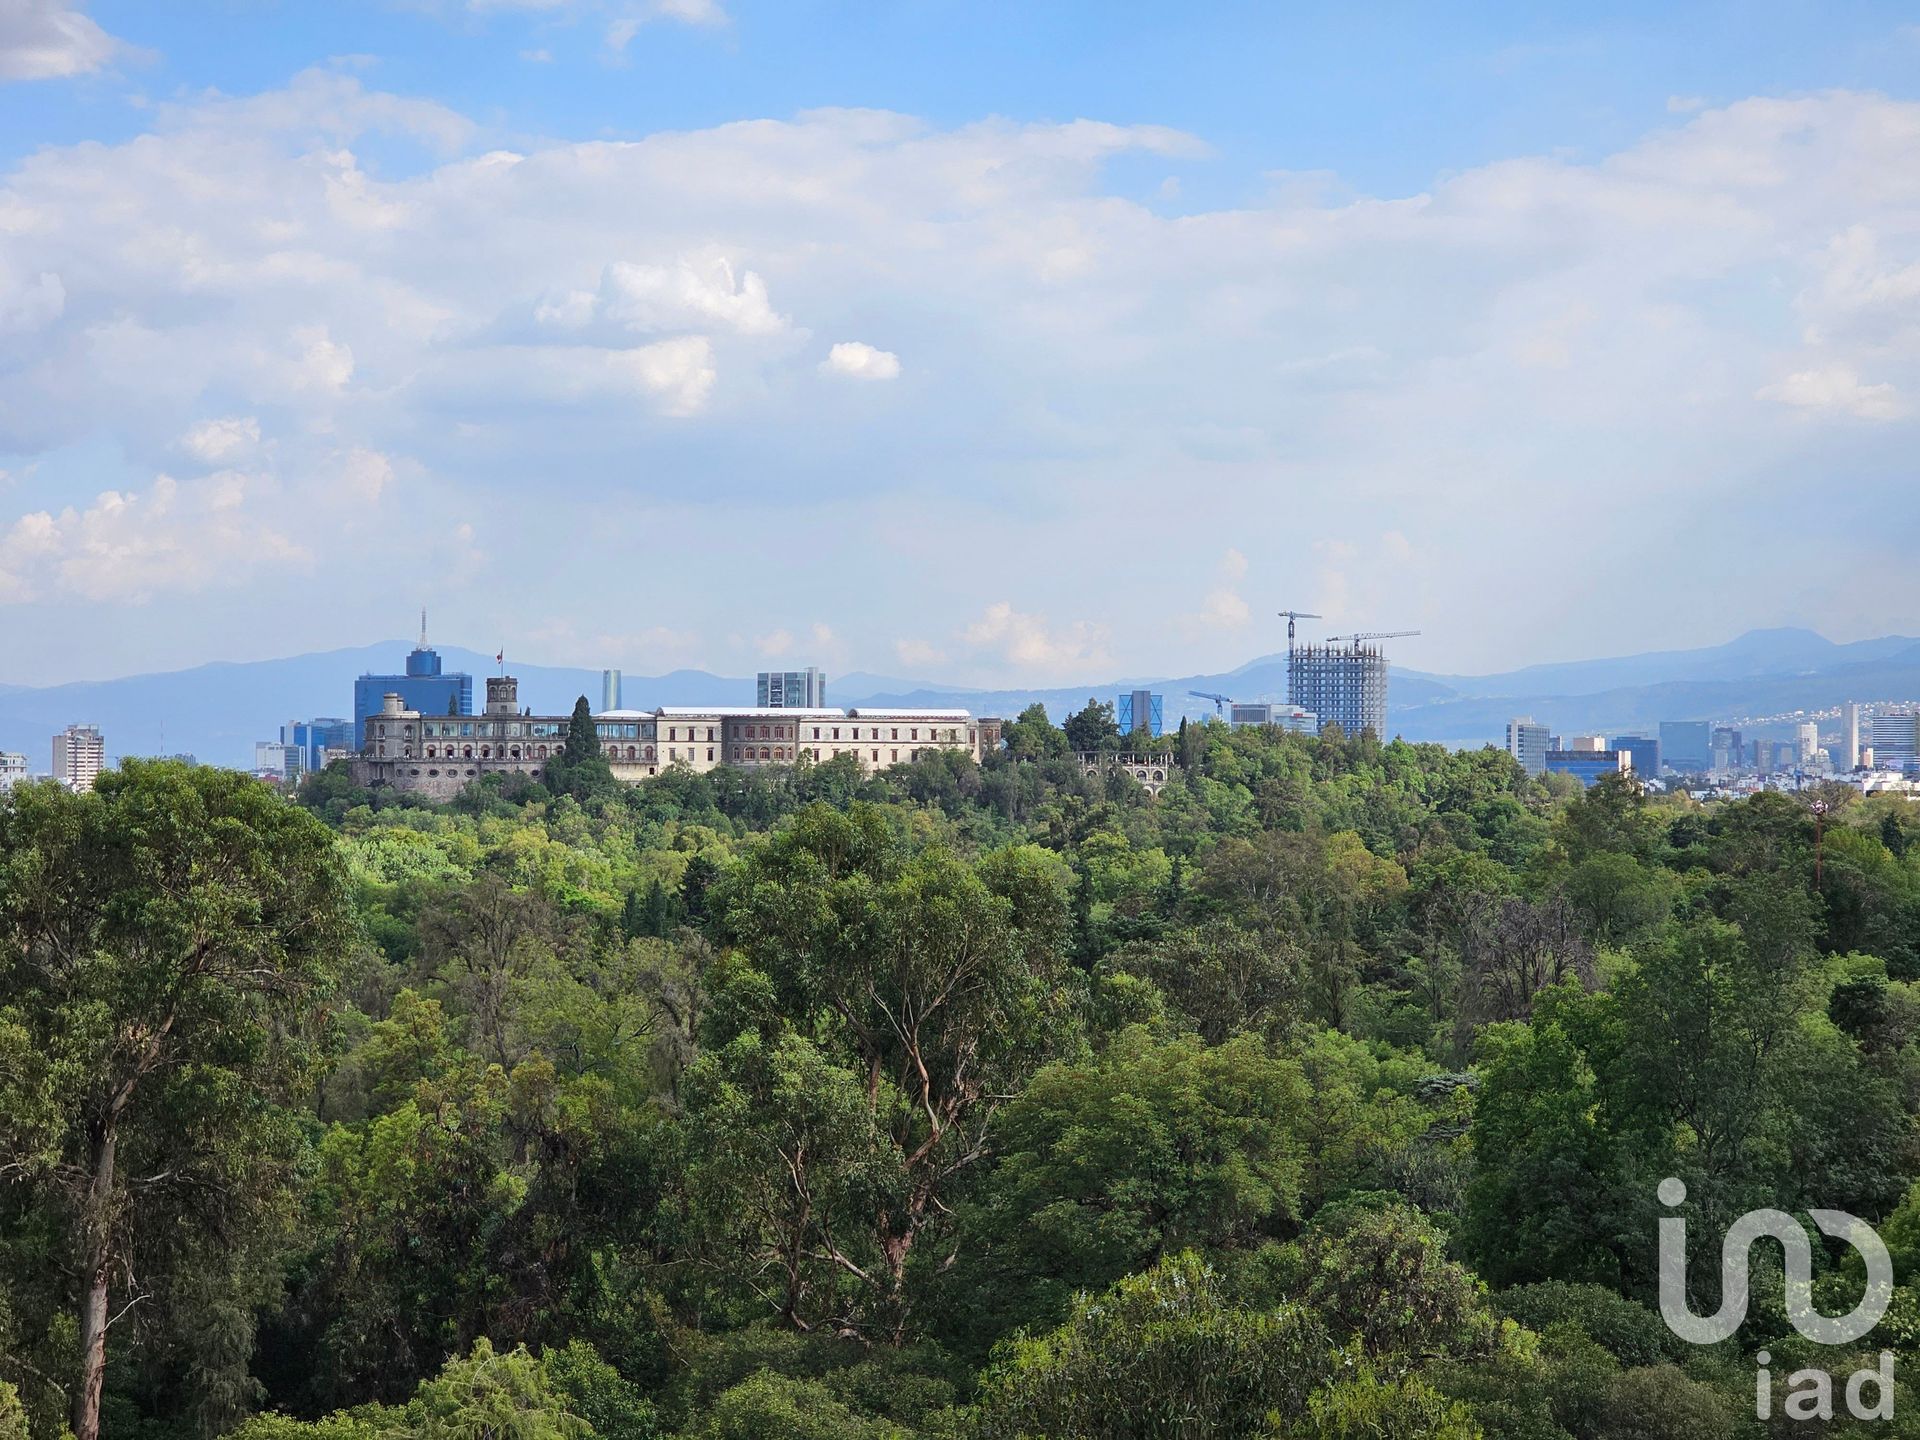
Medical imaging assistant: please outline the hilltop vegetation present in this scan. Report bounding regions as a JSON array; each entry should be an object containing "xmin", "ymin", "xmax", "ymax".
[{"xmin": 5, "ymin": 706, "xmax": 1920, "ymax": 1438}]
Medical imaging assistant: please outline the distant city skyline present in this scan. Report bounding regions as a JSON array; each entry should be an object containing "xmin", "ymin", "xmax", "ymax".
[{"xmin": 3, "ymin": 4, "xmax": 1920, "ymax": 688}]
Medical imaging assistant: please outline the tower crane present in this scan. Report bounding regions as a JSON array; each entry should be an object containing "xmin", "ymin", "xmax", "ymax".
[
  {"xmin": 1189, "ymin": 690, "xmax": 1235, "ymax": 718},
  {"xmin": 1277, "ymin": 610, "xmax": 1322, "ymax": 654},
  {"xmin": 1323, "ymin": 630, "xmax": 1421, "ymax": 645}
]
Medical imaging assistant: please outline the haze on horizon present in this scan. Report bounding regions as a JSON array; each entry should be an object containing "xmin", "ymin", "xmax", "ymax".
[{"xmin": 2, "ymin": 1, "xmax": 1919, "ymax": 690}]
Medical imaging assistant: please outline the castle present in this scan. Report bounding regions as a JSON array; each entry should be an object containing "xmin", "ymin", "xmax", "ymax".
[{"xmin": 352, "ymin": 675, "xmax": 997, "ymax": 800}]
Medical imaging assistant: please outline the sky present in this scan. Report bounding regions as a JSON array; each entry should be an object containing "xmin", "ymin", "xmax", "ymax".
[{"xmin": 2, "ymin": 1, "xmax": 1919, "ymax": 688}]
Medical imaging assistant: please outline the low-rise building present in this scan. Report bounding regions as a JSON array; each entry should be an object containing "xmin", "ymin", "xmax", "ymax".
[{"xmin": 353, "ymin": 675, "xmax": 992, "ymax": 801}]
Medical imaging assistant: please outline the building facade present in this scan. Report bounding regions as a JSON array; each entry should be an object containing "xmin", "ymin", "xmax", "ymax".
[
  {"xmin": 1505, "ymin": 718, "xmax": 1551, "ymax": 776},
  {"xmin": 283, "ymin": 718, "xmax": 354, "ymax": 772},
  {"xmin": 1845, "ymin": 702, "xmax": 1863, "ymax": 770},
  {"xmin": 254, "ymin": 741, "xmax": 305, "ymax": 784},
  {"xmin": 354, "ymin": 627, "xmax": 474, "ymax": 747},
  {"xmin": 1546, "ymin": 748, "xmax": 1630, "ymax": 787},
  {"xmin": 1289, "ymin": 642, "xmax": 1388, "ymax": 740},
  {"xmin": 757, "ymin": 668, "xmax": 827, "ymax": 708},
  {"xmin": 0, "ymin": 752, "xmax": 28, "ymax": 793},
  {"xmin": 1116, "ymin": 690, "xmax": 1164, "ymax": 739},
  {"xmin": 353, "ymin": 676, "xmax": 990, "ymax": 801},
  {"xmin": 602, "ymin": 670, "xmax": 622, "ymax": 712},
  {"xmin": 1658, "ymin": 720, "xmax": 1712, "ymax": 773},
  {"xmin": 1229, "ymin": 703, "xmax": 1318, "ymax": 731},
  {"xmin": 1613, "ymin": 734, "xmax": 1660, "ymax": 778},
  {"xmin": 1869, "ymin": 711, "xmax": 1919, "ymax": 771},
  {"xmin": 52, "ymin": 724, "xmax": 104, "ymax": 793}
]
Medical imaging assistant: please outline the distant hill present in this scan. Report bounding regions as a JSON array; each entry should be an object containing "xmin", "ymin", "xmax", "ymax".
[{"xmin": 5, "ymin": 628, "xmax": 1920, "ymax": 769}]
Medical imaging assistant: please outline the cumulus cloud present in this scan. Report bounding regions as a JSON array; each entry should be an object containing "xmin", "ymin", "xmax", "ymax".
[
  {"xmin": 2, "ymin": 474, "xmax": 310, "ymax": 604},
  {"xmin": 962, "ymin": 601, "xmax": 1111, "ymax": 671},
  {"xmin": 0, "ymin": 0, "xmax": 120, "ymax": 81},
  {"xmin": 894, "ymin": 637, "xmax": 947, "ymax": 669},
  {"xmin": 181, "ymin": 416, "xmax": 261, "ymax": 464},
  {"xmin": 821, "ymin": 341, "xmax": 902, "ymax": 381},
  {"xmin": 1758, "ymin": 365, "xmax": 1908, "ymax": 420},
  {"xmin": 6, "ymin": 76, "xmax": 1920, "ymax": 678}
]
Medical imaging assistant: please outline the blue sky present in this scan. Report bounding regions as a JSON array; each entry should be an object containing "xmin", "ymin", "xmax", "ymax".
[{"xmin": 2, "ymin": 1, "xmax": 1919, "ymax": 686}]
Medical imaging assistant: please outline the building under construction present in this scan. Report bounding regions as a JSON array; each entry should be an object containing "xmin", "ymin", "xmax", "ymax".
[{"xmin": 1289, "ymin": 640, "xmax": 1390, "ymax": 740}]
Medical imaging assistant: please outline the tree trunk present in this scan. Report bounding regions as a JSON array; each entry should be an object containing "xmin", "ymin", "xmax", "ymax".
[{"xmin": 71, "ymin": 1119, "xmax": 116, "ymax": 1440}]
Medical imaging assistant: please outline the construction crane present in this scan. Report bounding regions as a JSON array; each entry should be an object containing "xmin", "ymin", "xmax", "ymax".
[
  {"xmin": 1323, "ymin": 630, "xmax": 1421, "ymax": 645},
  {"xmin": 1189, "ymin": 690, "xmax": 1235, "ymax": 718},
  {"xmin": 1277, "ymin": 610, "xmax": 1322, "ymax": 653}
]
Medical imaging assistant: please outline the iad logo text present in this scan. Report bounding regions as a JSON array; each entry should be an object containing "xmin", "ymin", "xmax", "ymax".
[{"xmin": 1658, "ymin": 1178, "xmax": 1895, "ymax": 1421}]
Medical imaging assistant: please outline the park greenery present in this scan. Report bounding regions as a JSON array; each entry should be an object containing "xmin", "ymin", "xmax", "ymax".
[{"xmin": 7, "ymin": 698, "xmax": 1920, "ymax": 1437}]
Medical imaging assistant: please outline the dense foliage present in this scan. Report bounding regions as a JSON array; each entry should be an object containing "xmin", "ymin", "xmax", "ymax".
[{"xmin": 6, "ymin": 713, "xmax": 1920, "ymax": 1438}]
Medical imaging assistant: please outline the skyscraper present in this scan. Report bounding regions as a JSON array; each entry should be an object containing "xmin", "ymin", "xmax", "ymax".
[
  {"xmin": 602, "ymin": 669, "xmax": 623, "ymax": 712},
  {"xmin": 1505, "ymin": 717, "xmax": 1550, "ymax": 776},
  {"xmin": 52, "ymin": 724, "xmax": 104, "ymax": 793},
  {"xmin": 1613, "ymin": 735, "xmax": 1660, "ymax": 778},
  {"xmin": 354, "ymin": 613, "xmax": 474, "ymax": 746},
  {"xmin": 1845, "ymin": 702, "xmax": 1862, "ymax": 770},
  {"xmin": 757, "ymin": 668, "xmax": 827, "ymax": 707},
  {"xmin": 1289, "ymin": 641, "xmax": 1388, "ymax": 740},
  {"xmin": 1658, "ymin": 720, "xmax": 1711, "ymax": 773},
  {"xmin": 1869, "ymin": 711, "xmax": 1918, "ymax": 770}
]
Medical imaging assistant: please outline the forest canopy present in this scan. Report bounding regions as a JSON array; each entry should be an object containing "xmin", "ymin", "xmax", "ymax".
[{"xmin": 5, "ymin": 714, "xmax": 1919, "ymax": 1439}]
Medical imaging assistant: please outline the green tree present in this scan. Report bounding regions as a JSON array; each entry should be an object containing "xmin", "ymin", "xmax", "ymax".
[
  {"xmin": 1062, "ymin": 699, "xmax": 1120, "ymax": 754},
  {"xmin": 966, "ymin": 1253, "xmax": 1330, "ymax": 1440},
  {"xmin": 948, "ymin": 1028, "xmax": 1307, "ymax": 1347},
  {"xmin": 0, "ymin": 762, "xmax": 354, "ymax": 1440},
  {"xmin": 546, "ymin": 698, "xmax": 616, "ymax": 801}
]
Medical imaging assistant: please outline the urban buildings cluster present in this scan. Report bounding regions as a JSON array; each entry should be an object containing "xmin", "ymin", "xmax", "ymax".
[{"xmin": 1503, "ymin": 702, "xmax": 1919, "ymax": 791}]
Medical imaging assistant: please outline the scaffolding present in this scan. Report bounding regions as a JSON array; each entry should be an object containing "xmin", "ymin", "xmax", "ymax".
[{"xmin": 1288, "ymin": 642, "xmax": 1389, "ymax": 740}]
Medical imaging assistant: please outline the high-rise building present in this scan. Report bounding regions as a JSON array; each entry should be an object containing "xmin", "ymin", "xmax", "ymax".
[
  {"xmin": 1711, "ymin": 726, "xmax": 1743, "ymax": 771},
  {"xmin": 1289, "ymin": 641, "xmax": 1388, "ymax": 740},
  {"xmin": 758, "ymin": 667, "xmax": 827, "ymax": 708},
  {"xmin": 1845, "ymin": 702, "xmax": 1863, "ymax": 770},
  {"xmin": 1658, "ymin": 720, "xmax": 1712, "ymax": 773},
  {"xmin": 254, "ymin": 741, "xmax": 304, "ymax": 784},
  {"xmin": 1869, "ymin": 711, "xmax": 1919, "ymax": 770},
  {"xmin": 1546, "ymin": 748, "xmax": 1629, "ymax": 787},
  {"xmin": 602, "ymin": 669, "xmax": 622, "ymax": 712},
  {"xmin": 52, "ymin": 724, "xmax": 104, "ymax": 793},
  {"xmin": 1614, "ymin": 734, "xmax": 1660, "ymax": 778},
  {"xmin": 1116, "ymin": 690, "xmax": 1164, "ymax": 738},
  {"xmin": 1796, "ymin": 721, "xmax": 1821, "ymax": 765},
  {"xmin": 283, "ymin": 718, "xmax": 354, "ymax": 772},
  {"xmin": 354, "ymin": 614, "xmax": 474, "ymax": 747},
  {"xmin": 0, "ymin": 752, "xmax": 28, "ymax": 793},
  {"xmin": 1505, "ymin": 718, "xmax": 1551, "ymax": 776}
]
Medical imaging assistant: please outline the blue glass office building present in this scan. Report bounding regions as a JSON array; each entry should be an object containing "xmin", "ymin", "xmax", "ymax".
[
  {"xmin": 354, "ymin": 640, "xmax": 474, "ymax": 746},
  {"xmin": 1116, "ymin": 689, "xmax": 1164, "ymax": 739},
  {"xmin": 1545, "ymin": 750, "xmax": 1627, "ymax": 788},
  {"xmin": 283, "ymin": 717, "xmax": 355, "ymax": 770}
]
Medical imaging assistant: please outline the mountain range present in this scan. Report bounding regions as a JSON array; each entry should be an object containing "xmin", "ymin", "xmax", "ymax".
[{"xmin": 4, "ymin": 627, "xmax": 1918, "ymax": 770}]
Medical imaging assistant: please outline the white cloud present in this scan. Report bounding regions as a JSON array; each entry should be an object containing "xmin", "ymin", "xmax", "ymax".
[
  {"xmin": 181, "ymin": 416, "xmax": 261, "ymax": 463},
  {"xmin": 6, "ymin": 78, "xmax": 1920, "ymax": 678},
  {"xmin": 962, "ymin": 601, "xmax": 1111, "ymax": 671},
  {"xmin": 894, "ymin": 638, "xmax": 947, "ymax": 669},
  {"xmin": 1757, "ymin": 365, "xmax": 1908, "ymax": 420},
  {"xmin": 2, "ymin": 474, "xmax": 310, "ymax": 604},
  {"xmin": 755, "ymin": 627, "xmax": 794, "ymax": 656},
  {"xmin": 605, "ymin": 0, "xmax": 728, "ymax": 55},
  {"xmin": 595, "ymin": 254, "xmax": 787, "ymax": 336},
  {"xmin": 821, "ymin": 341, "xmax": 901, "ymax": 381},
  {"xmin": 0, "ymin": 0, "xmax": 119, "ymax": 81}
]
